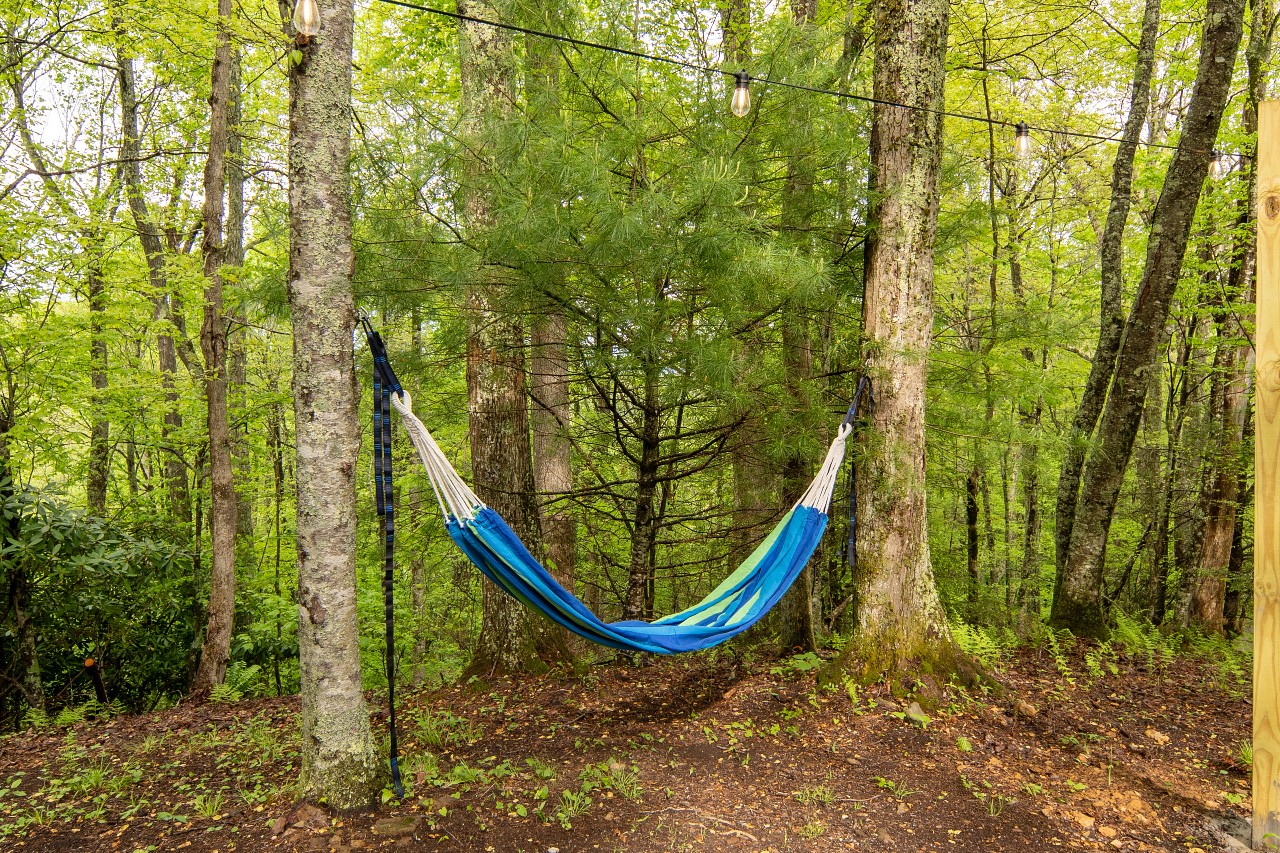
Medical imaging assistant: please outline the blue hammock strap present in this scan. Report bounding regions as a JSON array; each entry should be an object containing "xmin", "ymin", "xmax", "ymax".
[
  {"xmin": 844, "ymin": 375, "xmax": 873, "ymax": 569},
  {"xmin": 364, "ymin": 311, "xmax": 404, "ymax": 798}
]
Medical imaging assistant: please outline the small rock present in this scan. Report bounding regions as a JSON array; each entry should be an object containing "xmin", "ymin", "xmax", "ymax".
[
  {"xmin": 371, "ymin": 816, "xmax": 418, "ymax": 837},
  {"xmin": 906, "ymin": 702, "xmax": 931, "ymax": 728},
  {"xmin": 878, "ymin": 698, "xmax": 901, "ymax": 712},
  {"xmin": 1073, "ymin": 811, "xmax": 1095, "ymax": 830},
  {"xmin": 271, "ymin": 815, "xmax": 289, "ymax": 836},
  {"xmin": 1099, "ymin": 826, "xmax": 1117, "ymax": 838},
  {"xmin": 1014, "ymin": 699, "xmax": 1038, "ymax": 717},
  {"xmin": 293, "ymin": 803, "xmax": 329, "ymax": 830}
]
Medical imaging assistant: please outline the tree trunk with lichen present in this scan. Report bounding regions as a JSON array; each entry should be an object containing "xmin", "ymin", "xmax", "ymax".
[
  {"xmin": 835, "ymin": 0, "xmax": 960, "ymax": 687},
  {"xmin": 1190, "ymin": 0, "xmax": 1263, "ymax": 633},
  {"xmin": 459, "ymin": 0, "xmax": 570, "ymax": 677},
  {"xmin": 1049, "ymin": 0, "xmax": 1244, "ymax": 637},
  {"xmin": 287, "ymin": 0, "xmax": 382, "ymax": 808}
]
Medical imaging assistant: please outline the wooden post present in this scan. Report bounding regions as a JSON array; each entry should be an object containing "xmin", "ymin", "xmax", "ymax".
[{"xmin": 1256, "ymin": 98, "xmax": 1280, "ymax": 848}]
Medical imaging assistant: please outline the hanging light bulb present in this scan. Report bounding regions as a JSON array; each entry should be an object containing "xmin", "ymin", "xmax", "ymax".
[
  {"xmin": 292, "ymin": 0, "xmax": 320, "ymax": 38},
  {"xmin": 1208, "ymin": 150, "xmax": 1227, "ymax": 180},
  {"xmin": 730, "ymin": 70, "xmax": 751, "ymax": 118},
  {"xmin": 1013, "ymin": 122, "xmax": 1032, "ymax": 159}
]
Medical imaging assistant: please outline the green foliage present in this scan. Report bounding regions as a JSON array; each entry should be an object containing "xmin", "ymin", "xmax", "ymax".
[
  {"xmin": 793, "ymin": 784, "xmax": 835, "ymax": 807},
  {"xmin": 208, "ymin": 663, "xmax": 265, "ymax": 703},
  {"xmin": 1, "ymin": 486, "xmax": 194, "ymax": 719},
  {"xmin": 951, "ymin": 621, "xmax": 1016, "ymax": 671},
  {"xmin": 1110, "ymin": 613, "xmax": 1178, "ymax": 671},
  {"xmin": 769, "ymin": 652, "xmax": 823, "ymax": 678},
  {"xmin": 412, "ymin": 708, "xmax": 482, "ymax": 749}
]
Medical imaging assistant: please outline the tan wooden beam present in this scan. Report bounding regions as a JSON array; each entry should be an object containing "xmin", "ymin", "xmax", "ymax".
[{"xmin": 1256, "ymin": 97, "xmax": 1280, "ymax": 848}]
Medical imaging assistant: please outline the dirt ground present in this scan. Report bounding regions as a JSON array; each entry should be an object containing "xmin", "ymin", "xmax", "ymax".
[{"xmin": 0, "ymin": 642, "xmax": 1255, "ymax": 852}]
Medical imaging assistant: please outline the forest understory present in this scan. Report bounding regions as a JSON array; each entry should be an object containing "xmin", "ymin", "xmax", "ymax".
[{"xmin": 0, "ymin": 641, "xmax": 1255, "ymax": 852}]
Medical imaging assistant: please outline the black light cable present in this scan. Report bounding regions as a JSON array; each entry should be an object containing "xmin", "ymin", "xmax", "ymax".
[{"xmin": 357, "ymin": 0, "xmax": 1236, "ymax": 162}]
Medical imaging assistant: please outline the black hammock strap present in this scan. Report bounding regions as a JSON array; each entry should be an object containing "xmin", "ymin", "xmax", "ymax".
[
  {"xmin": 362, "ymin": 312, "xmax": 405, "ymax": 799},
  {"xmin": 842, "ymin": 375, "xmax": 874, "ymax": 569}
]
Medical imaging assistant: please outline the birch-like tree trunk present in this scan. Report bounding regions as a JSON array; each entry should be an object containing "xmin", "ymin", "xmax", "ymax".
[
  {"xmin": 1050, "ymin": 0, "xmax": 1244, "ymax": 636},
  {"xmin": 192, "ymin": 0, "xmax": 238, "ymax": 695},
  {"xmin": 839, "ymin": 0, "xmax": 958, "ymax": 684},
  {"xmin": 288, "ymin": 0, "xmax": 382, "ymax": 806}
]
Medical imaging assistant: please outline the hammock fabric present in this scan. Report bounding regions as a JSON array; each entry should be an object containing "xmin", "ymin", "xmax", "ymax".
[{"xmin": 370, "ymin": 330, "xmax": 859, "ymax": 656}]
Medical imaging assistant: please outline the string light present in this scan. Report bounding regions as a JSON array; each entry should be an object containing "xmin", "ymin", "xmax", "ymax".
[
  {"xmin": 369, "ymin": 0, "xmax": 1235, "ymax": 161},
  {"xmin": 730, "ymin": 71, "xmax": 751, "ymax": 118},
  {"xmin": 293, "ymin": 0, "xmax": 320, "ymax": 38},
  {"xmin": 1208, "ymin": 150, "xmax": 1227, "ymax": 180},
  {"xmin": 1014, "ymin": 122, "xmax": 1032, "ymax": 159}
]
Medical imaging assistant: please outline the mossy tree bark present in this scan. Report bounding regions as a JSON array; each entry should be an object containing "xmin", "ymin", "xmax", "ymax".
[
  {"xmin": 1053, "ymin": 0, "xmax": 1161, "ymax": 587},
  {"xmin": 836, "ymin": 0, "xmax": 958, "ymax": 685},
  {"xmin": 1190, "ymin": 0, "xmax": 1266, "ymax": 632},
  {"xmin": 287, "ymin": 0, "xmax": 383, "ymax": 808},
  {"xmin": 1049, "ymin": 0, "xmax": 1244, "ymax": 637}
]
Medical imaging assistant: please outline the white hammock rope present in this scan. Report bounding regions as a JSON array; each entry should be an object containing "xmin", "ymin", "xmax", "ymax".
[
  {"xmin": 796, "ymin": 421, "xmax": 852, "ymax": 513},
  {"xmin": 392, "ymin": 389, "xmax": 850, "ymax": 526},
  {"xmin": 391, "ymin": 391, "xmax": 483, "ymax": 521}
]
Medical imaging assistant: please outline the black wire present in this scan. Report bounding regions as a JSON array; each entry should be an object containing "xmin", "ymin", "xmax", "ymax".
[{"xmin": 368, "ymin": 0, "xmax": 1217, "ymax": 156}]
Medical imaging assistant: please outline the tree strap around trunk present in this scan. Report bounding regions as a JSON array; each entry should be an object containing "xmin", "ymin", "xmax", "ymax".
[{"xmin": 362, "ymin": 311, "xmax": 405, "ymax": 799}]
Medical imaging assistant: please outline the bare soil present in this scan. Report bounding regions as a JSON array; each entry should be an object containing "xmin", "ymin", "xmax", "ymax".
[{"xmin": 0, "ymin": 643, "xmax": 1254, "ymax": 851}]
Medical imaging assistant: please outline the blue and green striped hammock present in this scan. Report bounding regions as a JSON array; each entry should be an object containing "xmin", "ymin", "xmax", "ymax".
[{"xmin": 390, "ymin": 380, "xmax": 855, "ymax": 656}]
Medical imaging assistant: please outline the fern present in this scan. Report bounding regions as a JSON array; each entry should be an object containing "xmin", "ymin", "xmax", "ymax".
[
  {"xmin": 952, "ymin": 621, "xmax": 1013, "ymax": 670},
  {"xmin": 210, "ymin": 662, "xmax": 263, "ymax": 703}
]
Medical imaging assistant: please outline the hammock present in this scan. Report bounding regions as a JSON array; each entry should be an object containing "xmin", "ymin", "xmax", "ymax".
[
  {"xmin": 364, "ymin": 320, "xmax": 858, "ymax": 656},
  {"xmin": 361, "ymin": 316, "xmax": 866, "ymax": 797}
]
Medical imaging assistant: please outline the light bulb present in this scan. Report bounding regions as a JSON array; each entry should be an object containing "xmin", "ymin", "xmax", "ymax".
[
  {"xmin": 1208, "ymin": 150, "xmax": 1227, "ymax": 180},
  {"xmin": 1013, "ymin": 122, "xmax": 1032, "ymax": 159},
  {"xmin": 730, "ymin": 70, "xmax": 751, "ymax": 118},
  {"xmin": 293, "ymin": 0, "xmax": 320, "ymax": 37}
]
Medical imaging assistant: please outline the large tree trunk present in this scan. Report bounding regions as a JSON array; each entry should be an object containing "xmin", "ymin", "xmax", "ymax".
[
  {"xmin": 773, "ymin": 0, "xmax": 820, "ymax": 653},
  {"xmin": 287, "ymin": 0, "xmax": 382, "ymax": 807},
  {"xmin": 1190, "ymin": 0, "xmax": 1265, "ymax": 632},
  {"xmin": 1054, "ymin": 0, "xmax": 1161, "ymax": 579},
  {"xmin": 192, "ymin": 0, "xmax": 239, "ymax": 695},
  {"xmin": 531, "ymin": 312, "xmax": 576, "ymax": 587},
  {"xmin": 838, "ymin": 0, "xmax": 958, "ymax": 684},
  {"xmin": 459, "ymin": 0, "xmax": 566, "ymax": 676},
  {"xmin": 1050, "ymin": 0, "xmax": 1244, "ymax": 637},
  {"xmin": 525, "ymin": 4, "xmax": 576, "ymax": 592}
]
